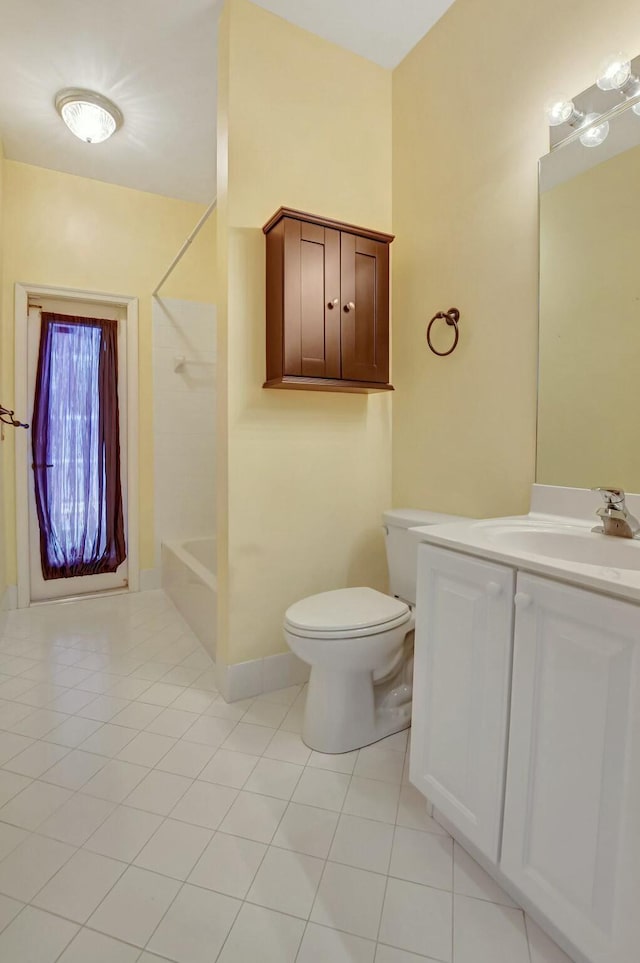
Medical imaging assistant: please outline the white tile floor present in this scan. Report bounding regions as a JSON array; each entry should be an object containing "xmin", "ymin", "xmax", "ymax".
[{"xmin": 0, "ymin": 590, "xmax": 575, "ymax": 963}]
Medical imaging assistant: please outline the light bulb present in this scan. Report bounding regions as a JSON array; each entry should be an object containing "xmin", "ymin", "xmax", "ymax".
[
  {"xmin": 60, "ymin": 101, "xmax": 117, "ymax": 144},
  {"xmin": 579, "ymin": 113, "xmax": 610, "ymax": 147},
  {"xmin": 597, "ymin": 51, "xmax": 632, "ymax": 91},
  {"xmin": 545, "ymin": 94, "xmax": 575, "ymax": 127},
  {"xmin": 55, "ymin": 89, "xmax": 123, "ymax": 145}
]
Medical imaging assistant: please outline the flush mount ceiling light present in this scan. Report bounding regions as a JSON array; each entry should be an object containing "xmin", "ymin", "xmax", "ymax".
[{"xmin": 55, "ymin": 88, "xmax": 123, "ymax": 144}]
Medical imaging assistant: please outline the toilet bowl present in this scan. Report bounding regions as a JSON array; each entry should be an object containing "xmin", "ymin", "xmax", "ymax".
[
  {"xmin": 285, "ymin": 587, "xmax": 414, "ymax": 753},
  {"xmin": 284, "ymin": 509, "xmax": 465, "ymax": 754}
]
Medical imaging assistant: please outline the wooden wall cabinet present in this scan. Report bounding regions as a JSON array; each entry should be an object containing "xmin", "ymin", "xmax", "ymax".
[{"xmin": 263, "ymin": 208, "xmax": 394, "ymax": 393}]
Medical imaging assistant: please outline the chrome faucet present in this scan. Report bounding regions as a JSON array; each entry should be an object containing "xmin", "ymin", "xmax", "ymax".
[{"xmin": 591, "ymin": 487, "xmax": 640, "ymax": 539}]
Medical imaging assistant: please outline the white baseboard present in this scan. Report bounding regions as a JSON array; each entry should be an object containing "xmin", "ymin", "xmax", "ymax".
[
  {"xmin": 139, "ymin": 568, "xmax": 162, "ymax": 592},
  {"xmin": 216, "ymin": 651, "xmax": 310, "ymax": 703},
  {"xmin": 2, "ymin": 586, "xmax": 17, "ymax": 611},
  {"xmin": 262, "ymin": 651, "xmax": 310, "ymax": 691},
  {"xmin": 214, "ymin": 661, "xmax": 229, "ymax": 698},
  {"xmin": 0, "ymin": 585, "xmax": 18, "ymax": 635}
]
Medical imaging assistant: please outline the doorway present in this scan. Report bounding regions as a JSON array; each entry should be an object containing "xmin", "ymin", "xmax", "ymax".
[{"xmin": 15, "ymin": 285, "xmax": 139, "ymax": 606}]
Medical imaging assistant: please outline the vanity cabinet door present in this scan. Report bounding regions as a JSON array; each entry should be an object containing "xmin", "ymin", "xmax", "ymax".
[
  {"xmin": 501, "ymin": 574, "xmax": 640, "ymax": 963},
  {"xmin": 410, "ymin": 545, "xmax": 515, "ymax": 861}
]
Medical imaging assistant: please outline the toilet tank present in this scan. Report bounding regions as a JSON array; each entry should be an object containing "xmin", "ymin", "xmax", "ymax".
[{"xmin": 383, "ymin": 508, "xmax": 467, "ymax": 605}]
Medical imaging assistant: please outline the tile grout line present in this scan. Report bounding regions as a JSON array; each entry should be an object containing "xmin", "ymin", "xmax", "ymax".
[
  {"xmin": 137, "ymin": 794, "xmax": 247, "ymax": 960},
  {"xmin": 0, "ymin": 784, "xmax": 506, "ymax": 922},
  {"xmin": 0, "ymin": 593, "xmax": 537, "ymax": 963},
  {"xmin": 289, "ymin": 737, "xmax": 413, "ymax": 959},
  {"xmin": 372, "ymin": 744, "xmax": 405, "ymax": 956},
  {"xmin": 291, "ymin": 754, "xmax": 350, "ymax": 963},
  {"xmin": 450, "ymin": 846, "xmax": 455, "ymax": 963},
  {"xmin": 133, "ymin": 723, "xmax": 307, "ymax": 961},
  {"xmin": 5, "ymin": 892, "xmax": 454, "ymax": 963},
  {"xmin": 208, "ymin": 748, "xmax": 311, "ymax": 962},
  {"xmin": 0, "ymin": 609, "xmax": 215, "ymax": 958},
  {"xmin": 523, "ymin": 912, "xmax": 535, "ymax": 963}
]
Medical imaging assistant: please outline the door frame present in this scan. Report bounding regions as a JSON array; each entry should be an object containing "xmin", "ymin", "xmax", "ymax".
[{"xmin": 14, "ymin": 282, "xmax": 140, "ymax": 607}]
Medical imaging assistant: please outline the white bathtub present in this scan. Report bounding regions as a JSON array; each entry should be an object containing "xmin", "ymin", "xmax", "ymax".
[{"xmin": 162, "ymin": 536, "xmax": 216, "ymax": 660}]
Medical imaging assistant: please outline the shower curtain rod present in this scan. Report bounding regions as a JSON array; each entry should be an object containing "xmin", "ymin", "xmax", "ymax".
[{"xmin": 152, "ymin": 195, "xmax": 217, "ymax": 297}]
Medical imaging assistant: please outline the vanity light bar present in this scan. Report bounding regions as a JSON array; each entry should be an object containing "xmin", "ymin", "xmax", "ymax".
[{"xmin": 546, "ymin": 50, "xmax": 640, "ymax": 149}]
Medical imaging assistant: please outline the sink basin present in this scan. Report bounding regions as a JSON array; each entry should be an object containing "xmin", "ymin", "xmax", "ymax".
[
  {"xmin": 482, "ymin": 523, "xmax": 640, "ymax": 570},
  {"xmin": 413, "ymin": 507, "xmax": 640, "ymax": 602}
]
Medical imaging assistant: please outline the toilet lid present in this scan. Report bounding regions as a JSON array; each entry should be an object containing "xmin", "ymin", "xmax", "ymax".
[{"xmin": 285, "ymin": 588, "xmax": 409, "ymax": 634}]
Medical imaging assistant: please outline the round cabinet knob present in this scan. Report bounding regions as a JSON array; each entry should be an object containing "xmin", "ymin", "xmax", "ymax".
[
  {"xmin": 327, "ymin": 299, "xmax": 339, "ymax": 309},
  {"xmin": 514, "ymin": 592, "xmax": 533, "ymax": 609},
  {"xmin": 344, "ymin": 301, "xmax": 355, "ymax": 312},
  {"xmin": 486, "ymin": 581, "xmax": 502, "ymax": 597}
]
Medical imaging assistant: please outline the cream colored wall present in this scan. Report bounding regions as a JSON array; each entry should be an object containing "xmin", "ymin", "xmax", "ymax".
[
  {"xmin": 537, "ymin": 145, "xmax": 640, "ymax": 490},
  {"xmin": 217, "ymin": 0, "xmax": 392, "ymax": 665},
  {"xmin": 391, "ymin": 0, "xmax": 640, "ymax": 518},
  {"xmin": 1, "ymin": 159, "xmax": 216, "ymax": 586}
]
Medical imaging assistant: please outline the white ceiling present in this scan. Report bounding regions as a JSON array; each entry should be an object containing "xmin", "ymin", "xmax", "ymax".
[
  {"xmin": 0, "ymin": 1, "xmax": 453, "ymax": 203},
  {"xmin": 254, "ymin": 0, "xmax": 455, "ymax": 70},
  {"xmin": 0, "ymin": 0, "xmax": 219, "ymax": 203}
]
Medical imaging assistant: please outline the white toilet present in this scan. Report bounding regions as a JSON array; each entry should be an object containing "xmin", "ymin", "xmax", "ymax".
[{"xmin": 284, "ymin": 509, "xmax": 464, "ymax": 753}]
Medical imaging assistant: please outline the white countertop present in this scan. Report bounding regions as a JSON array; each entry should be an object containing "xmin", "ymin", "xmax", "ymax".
[{"xmin": 411, "ymin": 512, "xmax": 640, "ymax": 604}]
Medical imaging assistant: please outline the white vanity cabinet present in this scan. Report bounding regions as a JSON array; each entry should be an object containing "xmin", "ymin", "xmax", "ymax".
[
  {"xmin": 501, "ymin": 574, "xmax": 640, "ymax": 963},
  {"xmin": 409, "ymin": 544, "xmax": 514, "ymax": 861},
  {"xmin": 412, "ymin": 543, "xmax": 640, "ymax": 963}
]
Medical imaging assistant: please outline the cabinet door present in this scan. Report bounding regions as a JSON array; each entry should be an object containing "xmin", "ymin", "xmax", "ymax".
[
  {"xmin": 410, "ymin": 545, "xmax": 514, "ymax": 861},
  {"xmin": 283, "ymin": 218, "xmax": 341, "ymax": 379},
  {"xmin": 501, "ymin": 574, "xmax": 640, "ymax": 963},
  {"xmin": 340, "ymin": 232, "xmax": 389, "ymax": 383}
]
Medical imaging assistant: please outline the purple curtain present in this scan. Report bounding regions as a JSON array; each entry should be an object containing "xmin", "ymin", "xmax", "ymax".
[{"xmin": 31, "ymin": 312, "xmax": 126, "ymax": 580}]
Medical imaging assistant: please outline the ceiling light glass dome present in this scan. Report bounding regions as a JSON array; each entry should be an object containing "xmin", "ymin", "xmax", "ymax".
[{"xmin": 55, "ymin": 89, "xmax": 123, "ymax": 144}]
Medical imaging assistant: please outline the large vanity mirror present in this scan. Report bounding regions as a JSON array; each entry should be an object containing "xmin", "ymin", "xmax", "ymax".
[{"xmin": 537, "ymin": 81, "xmax": 640, "ymax": 491}]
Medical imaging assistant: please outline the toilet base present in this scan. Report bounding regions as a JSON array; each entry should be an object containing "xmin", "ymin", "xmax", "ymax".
[{"xmin": 301, "ymin": 658, "xmax": 413, "ymax": 754}]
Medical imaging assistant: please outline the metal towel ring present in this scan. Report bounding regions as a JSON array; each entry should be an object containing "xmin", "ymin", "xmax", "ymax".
[{"xmin": 426, "ymin": 307, "xmax": 460, "ymax": 357}]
